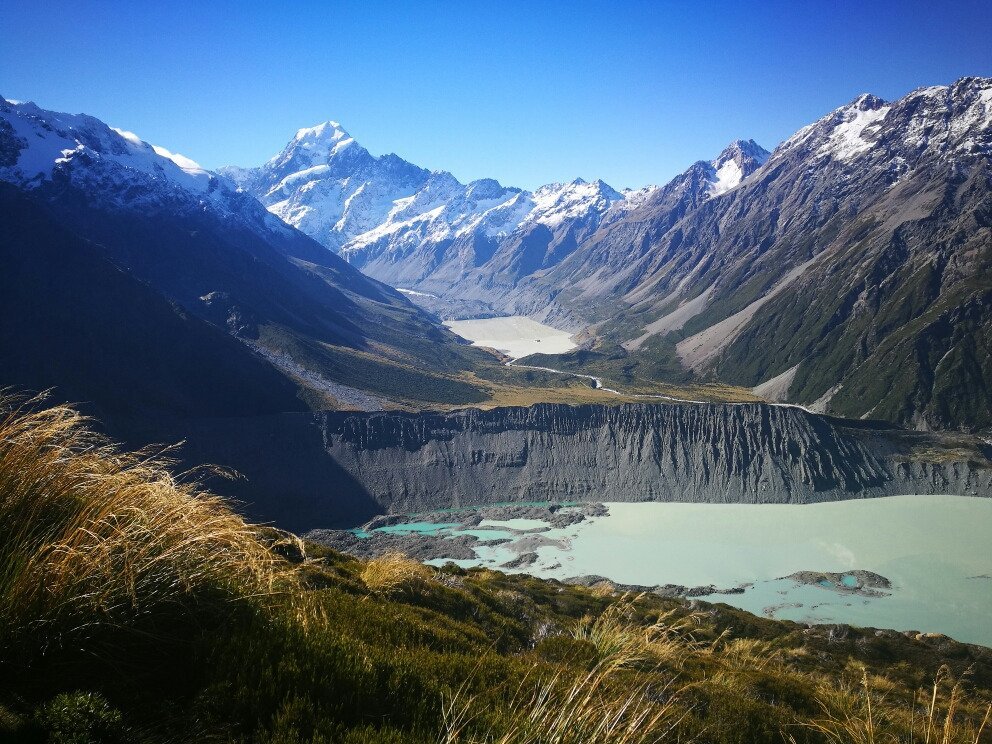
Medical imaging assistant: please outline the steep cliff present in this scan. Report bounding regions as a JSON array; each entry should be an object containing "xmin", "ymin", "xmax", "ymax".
[{"xmin": 318, "ymin": 403, "xmax": 992, "ymax": 517}]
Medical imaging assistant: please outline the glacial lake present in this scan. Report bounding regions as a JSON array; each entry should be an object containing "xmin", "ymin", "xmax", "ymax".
[
  {"xmin": 443, "ymin": 316, "xmax": 577, "ymax": 359},
  {"xmin": 422, "ymin": 496, "xmax": 992, "ymax": 647}
]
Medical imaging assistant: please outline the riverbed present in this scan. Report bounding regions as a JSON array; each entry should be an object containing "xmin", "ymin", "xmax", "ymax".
[{"xmin": 443, "ymin": 316, "xmax": 577, "ymax": 359}]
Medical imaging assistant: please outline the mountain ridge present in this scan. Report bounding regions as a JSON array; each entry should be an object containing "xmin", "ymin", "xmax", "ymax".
[
  {"xmin": 411, "ymin": 77, "xmax": 992, "ymax": 431},
  {"xmin": 228, "ymin": 121, "xmax": 771, "ymax": 324},
  {"xmin": 0, "ymin": 95, "xmax": 522, "ymax": 424}
]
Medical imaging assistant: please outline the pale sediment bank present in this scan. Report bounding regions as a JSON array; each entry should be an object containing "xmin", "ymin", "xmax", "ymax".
[{"xmin": 443, "ymin": 316, "xmax": 578, "ymax": 359}]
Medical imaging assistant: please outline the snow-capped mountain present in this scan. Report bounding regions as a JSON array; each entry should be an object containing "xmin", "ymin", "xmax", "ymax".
[
  {"xmin": 0, "ymin": 98, "xmax": 294, "ymax": 238},
  {"xmin": 518, "ymin": 76, "xmax": 992, "ymax": 430},
  {"xmin": 770, "ymin": 82, "xmax": 992, "ymax": 173},
  {"xmin": 337, "ymin": 175, "xmax": 627, "ymax": 306},
  {"xmin": 229, "ymin": 124, "xmax": 768, "ymax": 319},
  {"xmin": 345, "ymin": 176, "xmax": 624, "ymax": 255},
  {"xmin": 224, "ymin": 121, "xmax": 631, "ymax": 268},
  {"xmin": 220, "ymin": 121, "xmax": 434, "ymax": 250},
  {"xmin": 0, "ymin": 95, "xmax": 491, "ymax": 417},
  {"xmin": 600, "ymin": 139, "xmax": 770, "ymax": 229}
]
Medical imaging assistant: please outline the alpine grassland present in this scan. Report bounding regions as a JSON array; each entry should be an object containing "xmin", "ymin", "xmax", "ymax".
[{"xmin": 1, "ymin": 395, "xmax": 990, "ymax": 743}]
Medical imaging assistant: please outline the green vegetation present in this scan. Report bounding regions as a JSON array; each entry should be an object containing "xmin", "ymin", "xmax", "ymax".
[
  {"xmin": 1, "ymin": 396, "xmax": 991, "ymax": 743},
  {"xmin": 255, "ymin": 323, "xmax": 490, "ymax": 406},
  {"xmin": 517, "ymin": 341, "xmax": 758, "ymax": 403}
]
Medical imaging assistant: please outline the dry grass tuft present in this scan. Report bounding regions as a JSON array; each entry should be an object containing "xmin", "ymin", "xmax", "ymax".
[
  {"xmin": 0, "ymin": 394, "xmax": 295, "ymax": 652},
  {"xmin": 716, "ymin": 637, "xmax": 780, "ymax": 672},
  {"xmin": 572, "ymin": 598, "xmax": 703, "ymax": 670},
  {"xmin": 360, "ymin": 551, "xmax": 436, "ymax": 595},
  {"xmin": 801, "ymin": 666, "xmax": 992, "ymax": 744},
  {"xmin": 589, "ymin": 580, "xmax": 616, "ymax": 598},
  {"xmin": 441, "ymin": 659, "xmax": 687, "ymax": 744}
]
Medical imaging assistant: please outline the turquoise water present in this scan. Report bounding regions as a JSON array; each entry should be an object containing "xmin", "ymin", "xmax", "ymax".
[
  {"xmin": 357, "ymin": 522, "xmax": 519, "ymax": 543},
  {"xmin": 374, "ymin": 521, "xmax": 460, "ymax": 535},
  {"xmin": 427, "ymin": 496, "xmax": 992, "ymax": 647}
]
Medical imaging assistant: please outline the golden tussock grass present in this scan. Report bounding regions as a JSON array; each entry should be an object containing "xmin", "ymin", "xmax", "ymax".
[
  {"xmin": 438, "ymin": 598, "xmax": 695, "ymax": 742},
  {"xmin": 0, "ymin": 394, "xmax": 296, "ymax": 652},
  {"xmin": 572, "ymin": 597, "xmax": 706, "ymax": 670},
  {"xmin": 798, "ymin": 666, "xmax": 992, "ymax": 744},
  {"xmin": 360, "ymin": 551, "xmax": 437, "ymax": 595},
  {"xmin": 440, "ymin": 659, "xmax": 687, "ymax": 744},
  {"xmin": 715, "ymin": 637, "xmax": 781, "ymax": 672}
]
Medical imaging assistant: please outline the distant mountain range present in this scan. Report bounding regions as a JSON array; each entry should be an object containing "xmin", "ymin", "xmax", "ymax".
[
  {"xmin": 0, "ymin": 97, "xmax": 507, "ymax": 432},
  {"xmin": 230, "ymin": 77, "xmax": 992, "ymax": 431},
  {"xmin": 222, "ymin": 128, "xmax": 770, "ymax": 323},
  {"xmin": 1, "ymin": 79, "xmax": 990, "ymax": 528},
  {"xmin": 2, "ymin": 77, "xmax": 990, "ymax": 438}
]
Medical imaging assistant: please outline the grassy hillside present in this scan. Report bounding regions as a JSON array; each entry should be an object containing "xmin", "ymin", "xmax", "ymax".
[{"xmin": 1, "ymin": 396, "xmax": 990, "ymax": 744}]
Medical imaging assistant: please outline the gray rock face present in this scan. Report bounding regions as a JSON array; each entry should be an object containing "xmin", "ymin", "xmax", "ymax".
[
  {"xmin": 319, "ymin": 402, "xmax": 992, "ymax": 515},
  {"xmin": 154, "ymin": 401, "xmax": 991, "ymax": 532}
]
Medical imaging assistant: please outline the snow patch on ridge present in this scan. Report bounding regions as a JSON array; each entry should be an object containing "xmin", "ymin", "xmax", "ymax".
[
  {"xmin": 709, "ymin": 159, "xmax": 744, "ymax": 195},
  {"xmin": 0, "ymin": 98, "xmax": 295, "ymax": 239},
  {"xmin": 817, "ymin": 103, "xmax": 891, "ymax": 161}
]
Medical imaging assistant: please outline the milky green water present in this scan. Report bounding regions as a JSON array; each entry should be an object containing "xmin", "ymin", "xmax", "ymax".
[
  {"xmin": 442, "ymin": 316, "xmax": 577, "ymax": 359},
  {"xmin": 373, "ymin": 521, "xmax": 460, "ymax": 535},
  {"xmin": 437, "ymin": 496, "xmax": 992, "ymax": 647}
]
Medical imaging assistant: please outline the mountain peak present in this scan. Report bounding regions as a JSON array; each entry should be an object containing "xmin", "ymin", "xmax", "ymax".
[
  {"xmin": 706, "ymin": 139, "xmax": 770, "ymax": 196},
  {"xmin": 293, "ymin": 120, "xmax": 350, "ymax": 143},
  {"xmin": 286, "ymin": 120, "xmax": 357, "ymax": 161},
  {"xmin": 714, "ymin": 139, "xmax": 770, "ymax": 168},
  {"xmin": 256, "ymin": 119, "xmax": 369, "ymax": 182},
  {"xmin": 849, "ymin": 93, "xmax": 888, "ymax": 111}
]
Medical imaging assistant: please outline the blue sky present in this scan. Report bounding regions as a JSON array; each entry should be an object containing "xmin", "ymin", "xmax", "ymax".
[{"xmin": 2, "ymin": 0, "xmax": 991, "ymax": 190}]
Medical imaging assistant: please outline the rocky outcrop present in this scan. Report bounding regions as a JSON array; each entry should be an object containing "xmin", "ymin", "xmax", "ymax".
[{"xmin": 319, "ymin": 402, "xmax": 992, "ymax": 515}]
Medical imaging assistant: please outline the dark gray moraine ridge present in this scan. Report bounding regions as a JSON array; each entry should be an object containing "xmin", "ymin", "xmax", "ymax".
[
  {"xmin": 319, "ymin": 402, "xmax": 992, "ymax": 515},
  {"xmin": 165, "ymin": 402, "xmax": 991, "ymax": 532}
]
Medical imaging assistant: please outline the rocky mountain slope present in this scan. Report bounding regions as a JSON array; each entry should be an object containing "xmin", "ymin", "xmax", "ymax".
[
  {"xmin": 0, "ymin": 184, "xmax": 307, "ymax": 424},
  {"xmin": 536, "ymin": 78, "xmax": 992, "ymax": 431},
  {"xmin": 0, "ymin": 96, "xmax": 509, "ymax": 425},
  {"xmin": 159, "ymin": 400, "xmax": 991, "ymax": 530},
  {"xmin": 316, "ymin": 402, "xmax": 991, "ymax": 520}
]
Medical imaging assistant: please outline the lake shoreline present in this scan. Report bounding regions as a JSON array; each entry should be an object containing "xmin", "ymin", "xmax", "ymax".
[{"xmin": 309, "ymin": 495, "xmax": 992, "ymax": 647}]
